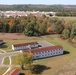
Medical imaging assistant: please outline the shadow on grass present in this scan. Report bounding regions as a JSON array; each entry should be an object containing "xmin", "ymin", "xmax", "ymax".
[
  {"xmin": 31, "ymin": 64, "xmax": 51, "ymax": 74},
  {"xmin": 20, "ymin": 73, "xmax": 25, "ymax": 75},
  {"xmin": 0, "ymin": 44, "xmax": 7, "ymax": 48},
  {"xmin": 0, "ymin": 42, "xmax": 8, "ymax": 48},
  {"xmin": 63, "ymin": 51, "xmax": 70, "ymax": 55}
]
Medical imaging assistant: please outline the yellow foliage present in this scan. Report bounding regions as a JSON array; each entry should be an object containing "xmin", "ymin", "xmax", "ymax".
[
  {"xmin": 47, "ymin": 26, "xmax": 52, "ymax": 33},
  {"xmin": 64, "ymin": 20, "xmax": 70, "ymax": 26},
  {"xmin": 8, "ymin": 18, "xmax": 14, "ymax": 25}
]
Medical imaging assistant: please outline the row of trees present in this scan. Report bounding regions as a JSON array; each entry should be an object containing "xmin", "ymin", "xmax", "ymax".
[
  {"xmin": 0, "ymin": 18, "xmax": 25, "ymax": 33},
  {"xmin": 0, "ymin": 14, "xmax": 76, "ymax": 39},
  {"xmin": 0, "ymin": 15, "xmax": 64, "ymax": 35},
  {"xmin": 1, "ymin": 5, "xmax": 76, "ymax": 12}
]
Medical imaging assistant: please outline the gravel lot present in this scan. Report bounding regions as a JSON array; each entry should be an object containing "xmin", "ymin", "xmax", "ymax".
[{"xmin": 38, "ymin": 41, "xmax": 54, "ymax": 47}]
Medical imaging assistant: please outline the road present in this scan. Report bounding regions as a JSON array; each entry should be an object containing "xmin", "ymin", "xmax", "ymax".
[{"xmin": 0, "ymin": 51, "xmax": 20, "ymax": 66}]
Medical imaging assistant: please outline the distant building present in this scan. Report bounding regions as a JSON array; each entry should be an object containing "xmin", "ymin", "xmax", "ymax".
[
  {"xmin": 8, "ymin": 69, "xmax": 20, "ymax": 75},
  {"xmin": 0, "ymin": 40, "xmax": 4, "ymax": 45},
  {"xmin": 22, "ymin": 45, "xmax": 64, "ymax": 59},
  {"xmin": 0, "ymin": 10, "xmax": 55, "ymax": 18},
  {"xmin": 12, "ymin": 42, "xmax": 39, "ymax": 50}
]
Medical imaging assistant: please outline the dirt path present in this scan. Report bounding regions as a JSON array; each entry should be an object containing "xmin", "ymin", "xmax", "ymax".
[{"xmin": 0, "ymin": 33, "xmax": 26, "ymax": 40}]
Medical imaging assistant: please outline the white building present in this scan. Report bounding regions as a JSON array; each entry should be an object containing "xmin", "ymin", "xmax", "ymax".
[
  {"xmin": 12, "ymin": 42, "xmax": 39, "ymax": 50},
  {"xmin": 22, "ymin": 45, "xmax": 64, "ymax": 59}
]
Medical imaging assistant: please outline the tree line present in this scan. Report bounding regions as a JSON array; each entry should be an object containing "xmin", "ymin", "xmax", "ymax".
[
  {"xmin": 0, "ymin": 5, "xmax": 76, "ymax": 12},
  {"xmin": 0, "ymin": 15, "xmax": 76, "ymax": 39}
]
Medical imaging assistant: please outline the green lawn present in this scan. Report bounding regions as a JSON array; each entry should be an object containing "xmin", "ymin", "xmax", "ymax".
[
  {"xmin": 0, "ymin": 67, "xmax": 8, "ymax": 75},
  {"xmin": 58, "ymin": 16, "xmax": 76, "ymax": 20},
  {"xmin": 7, "ymin": 35, "xmax": 76, "ymax": 75},
  {"xmin": 11, "ymin": 56, "xmax": 16, "ymax": 65},
  {"xmin": 73, "ymin": 36, "xmax": 76, "ymax": 47},
  {"xmin": 0, "ymin": 51, "xmax": 4, "ymax": 54},
  {"xmin": 3, "ymin": 57, "xmax": 10, "ymax": 65}
]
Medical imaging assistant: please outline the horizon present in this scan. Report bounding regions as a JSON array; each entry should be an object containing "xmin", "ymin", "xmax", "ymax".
[
  {"xmin": 0, "ymin": 4, "xmax": 76, "ymax": 5},
  {"xmin": 0, "ymin": 0, "xmax": 76, "ymax": 5}
]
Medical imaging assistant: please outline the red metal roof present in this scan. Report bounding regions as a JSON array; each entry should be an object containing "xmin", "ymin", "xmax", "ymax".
[
  {"xmin": 22, "ymin": 45, "xmax": 63, "ymax": 53},
  {"xmin": 8, "ymin": 69, "xmax": 19, "ymax": 75},
  {"xmin": 13, "ymin": 42, "xmax": 38, "ymax": 47}
]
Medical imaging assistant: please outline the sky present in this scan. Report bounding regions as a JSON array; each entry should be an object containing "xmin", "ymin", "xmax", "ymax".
[{"xmin": 0, "ymin": 0, "xmax": 76, "ymax": 5}]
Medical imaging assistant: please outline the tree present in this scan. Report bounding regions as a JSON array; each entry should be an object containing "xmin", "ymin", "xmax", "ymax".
[
  {"xmin": 2, "ymin": 23, "xmax": 9, "ymax": 32},
  {"xmin": 38, "ymin": 23, "xmax": 47, "ymax": 35},
  {"xmin": 9, "ymin": 19, "xmax": 20, "ymax": 33},
  {"xmin": 70, "ymin": 23, "xmax": 76, "ymax": 39},
  {"xmin": 8, "ymin": 18, "xmax": 14, "ymax": 25},
  {"xmin": 62, "ymin": 26, "xmax": 70, "ymax": 39},
  {"xmin": 24, "ymin": 21, "xmax": 36, "ymax": 36},
  {"xmin": 0, "ymin": 22, "xmax": 3, "ymax": 32},
  {"xmin": 16, "ymin": 53, "xmax": 33, "ymax": 70},
  {"xmin": 54, "ymin": 18, "xmax": 64, "ymax": 34}
]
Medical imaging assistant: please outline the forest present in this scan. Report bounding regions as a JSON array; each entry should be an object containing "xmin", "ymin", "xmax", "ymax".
[
  {"xmin": 0, "ymin": 14, "xmax": 76, "ymax": 39},
  {"xmin": 0, "ymin": 4, "xmax": 76, "ymax": 12}
]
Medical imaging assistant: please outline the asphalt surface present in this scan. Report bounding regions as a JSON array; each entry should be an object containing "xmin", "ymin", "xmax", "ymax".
[
  {"xmin": 0, "ymin": 51, "xmax": 20, "ymax": 66},
  {"xmin": 38, "ymin": 41, "xmax": 54, "ymax": 47}
]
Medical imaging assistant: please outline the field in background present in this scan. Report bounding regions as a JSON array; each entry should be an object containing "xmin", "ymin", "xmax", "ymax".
[{"xmin": 58, "ymin": 17, "xmax": 76, "ymax": 20}]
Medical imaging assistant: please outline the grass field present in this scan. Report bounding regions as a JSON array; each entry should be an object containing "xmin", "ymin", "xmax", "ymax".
[
  {"xmin": 3, "ymin": 57, "xmax": 10, "ymax": 65},
  {"xmin": 0, "ymin": 33, "xmax": 76, "ymax": 75},
  {"xmin": 58, "ymin": 17, "xmax": 76, "ymax": 20},
  {"xmin": 0, "ymin": 67, "xmax": 8, "ymax": 75},
  {"xmin": 11, "ymin": 56, "xmax": 16, "ymax": 65}
]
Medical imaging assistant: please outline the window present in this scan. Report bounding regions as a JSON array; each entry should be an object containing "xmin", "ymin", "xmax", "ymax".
[
  {"xmin": 56, "ymin": 52, "xmax": 58, "ymax": 54},
  {"xmin": 53, "ymin": 52, "xmax": 55, "ymax": 54},
  {"xmin": 42, "ymin": 55, "xmax": 44, "ymax": 56},
  {"xmin": 42, "ymin": 52, "xmax": 44, "ymax": 53},
  {"xmin": 48, "ymin": 51, "xmax": 49, "ymax": 52}
]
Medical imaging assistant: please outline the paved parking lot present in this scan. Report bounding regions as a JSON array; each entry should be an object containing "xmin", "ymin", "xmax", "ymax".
[{"xmin": 38, "ymin": 41, "xmax": 54, "ymax": 47}]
